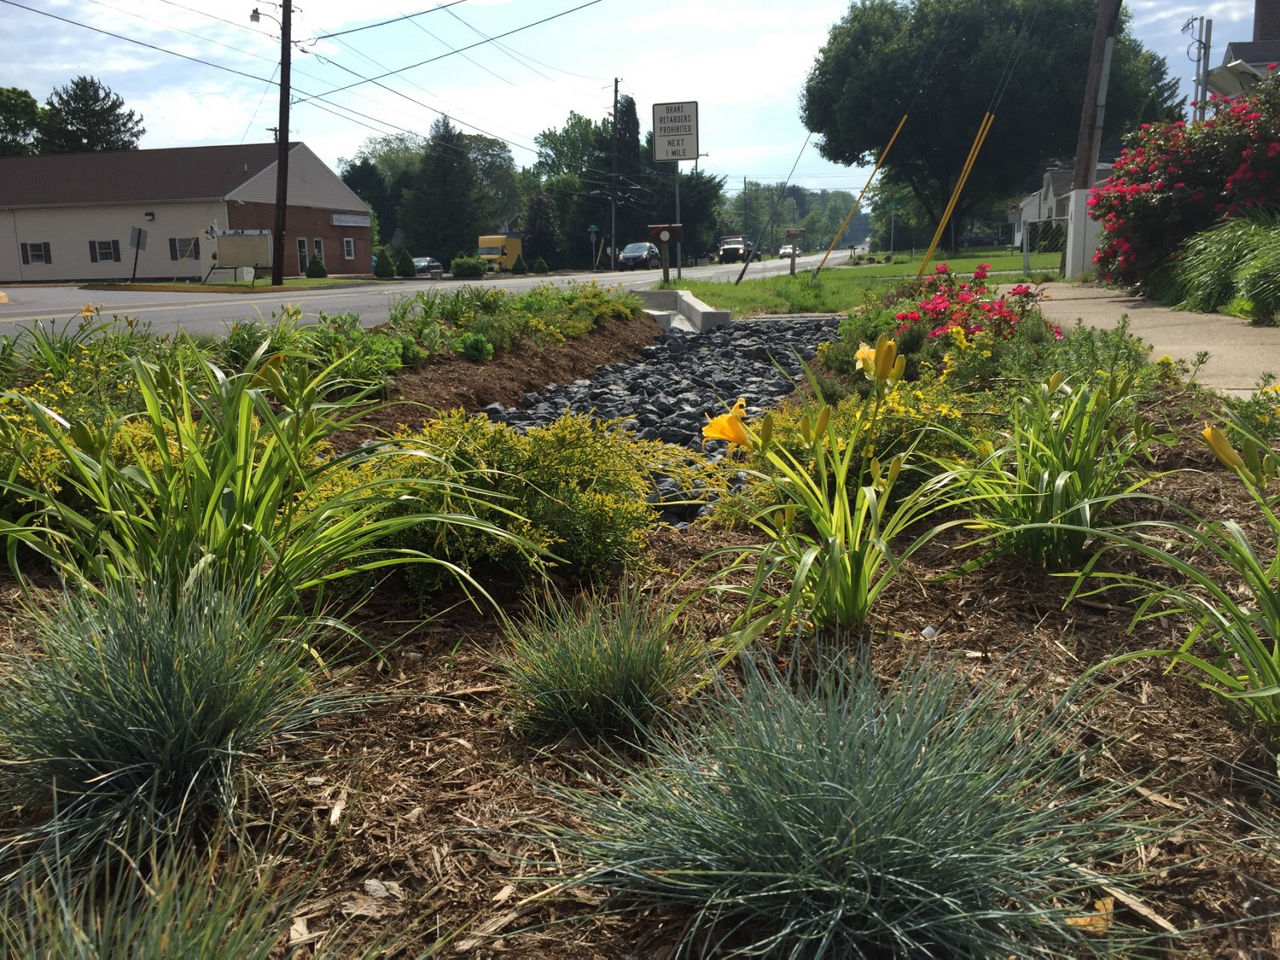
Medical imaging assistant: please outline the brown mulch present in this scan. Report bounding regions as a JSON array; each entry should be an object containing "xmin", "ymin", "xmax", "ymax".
[{"xmin": 6, "ymin": 314, "xmax": 1280, "ymax": 958}]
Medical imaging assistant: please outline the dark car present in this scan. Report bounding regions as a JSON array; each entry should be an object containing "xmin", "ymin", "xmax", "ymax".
[
  {"xmin": 413, "ymin": 256, "xmax": 443, "ymax": 274},
  {"xmin": 618, "ymin": 242, "xmax": 661, "ymax": 269}
]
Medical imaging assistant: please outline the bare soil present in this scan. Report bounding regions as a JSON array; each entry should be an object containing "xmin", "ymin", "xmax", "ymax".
[{"xmin": 10, "ymin": 313, "xmax": 1280, "ymax": 957}]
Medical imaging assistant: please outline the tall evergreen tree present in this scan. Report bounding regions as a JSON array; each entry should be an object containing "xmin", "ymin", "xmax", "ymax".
[
  {"xmin": 398, "ymin": 117, "xmax": 479, "ymax": 266},
  {"xmin": 522, "ymin": 189, "xmax": 563, "ymax": 267},
  {"xmin": 36, "ymin": 76, "xmax": 144, "ymax": 153}
]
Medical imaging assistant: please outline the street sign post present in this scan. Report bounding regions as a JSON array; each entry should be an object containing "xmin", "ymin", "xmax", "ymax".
[{"xmin": 653, "ymin": 102, "xmax": 698, "ymax": 277}]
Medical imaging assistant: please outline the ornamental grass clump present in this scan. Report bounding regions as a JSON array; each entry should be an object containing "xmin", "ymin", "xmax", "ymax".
[
  {"xmin": 0, "ymin": 568, "xmax": 359, "ymax": 874},
  {"xmin": 0, "ymin": 347, "xmax": 520, "ymax": 626},
  {"xmin": 500, "ymin": 586, "xmax": 702, "ymax": 741},
  {"xmin": 544, "ymin": 654, "xmax": 1161, "ymax": 958},
  {"xmin": 960, "ymin": 370, "xmax": 1171, "ymax": 570}
]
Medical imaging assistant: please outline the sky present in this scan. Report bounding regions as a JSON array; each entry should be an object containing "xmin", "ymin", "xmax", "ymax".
[{"xmin": 0, "ymin": 0, "xmax": 1262, "ymax": 199}]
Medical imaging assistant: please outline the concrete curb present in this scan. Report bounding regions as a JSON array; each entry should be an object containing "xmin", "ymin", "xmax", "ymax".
[{"xmin": 634, "ymin": 288, "xmax": 730, "ymax": 333}]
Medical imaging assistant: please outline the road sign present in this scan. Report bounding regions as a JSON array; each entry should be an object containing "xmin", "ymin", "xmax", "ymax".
[
  {"xmin": 129, "ymin": 226, "xmax": 148, "ymax": 251},
  {"xmin": 652, "ymin": 101, "xmax": 698, "ymax": 162}
]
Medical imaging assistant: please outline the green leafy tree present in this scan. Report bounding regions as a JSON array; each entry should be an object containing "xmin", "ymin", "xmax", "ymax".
[
  {"xmin": 464, "ymin": 133, "xmax": 520, "ymax": 231},
  {"xmin": 802, "ymin": 0, "xmax": 1177, "ymax": 249},
  {"xmin": 0, "ymin": 86, "xmax": 39, "ymax": 156},
  {"xmin": 36, "ymin": 76, "xmax": 144, "ymax": 153},
  {"xmin": 340, "ymin": 133, "xmax": 427, "ymax": 242}
]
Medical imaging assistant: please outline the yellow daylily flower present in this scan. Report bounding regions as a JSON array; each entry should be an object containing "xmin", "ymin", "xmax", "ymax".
[
  {"xmin": 872, "ymin": 334, "xmax": 900, "ymax": 382},
  {"xmin": 1202, "ymin": 424, "xmax": 1245, "ymax": 471},
  {"xmin": 81, "ymin": 303, "xmax": 96, "ymax": 318},
  {"xmin": 854, "ymin": 341, "xmax": 876, "ymax": 373},
  {"xmin": 702, "ymin": 397, "xmax": 751, "ymax": 448}
]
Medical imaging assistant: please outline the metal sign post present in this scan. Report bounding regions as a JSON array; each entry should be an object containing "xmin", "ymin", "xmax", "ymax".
[{"xmin": 653, "ymin": 102, "xmax": 699, "ymax": 279}]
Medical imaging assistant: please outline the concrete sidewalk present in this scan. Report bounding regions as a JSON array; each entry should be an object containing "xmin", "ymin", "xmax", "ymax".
[{"xmin": 1034, "ymin": 285, "xmax": 1279, "ymax": 397}]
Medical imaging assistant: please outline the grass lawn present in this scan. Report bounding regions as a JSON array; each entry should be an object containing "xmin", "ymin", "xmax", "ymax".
[{"xmin": 671, "ymin": 250, "xmax": 1062, "ymax": 317}]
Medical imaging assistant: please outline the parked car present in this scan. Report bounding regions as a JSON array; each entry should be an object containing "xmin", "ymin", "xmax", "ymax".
[
  {"xmin": 413, "ymin": 256, "xmax": 443, "ymax": 274},
  {"xmin": 778, "ymin": 244, "xmax": 796, "ymax": 258},
  {"xmin": 619, "ymin": 241, "xmax": 661, "ymax": 269}
]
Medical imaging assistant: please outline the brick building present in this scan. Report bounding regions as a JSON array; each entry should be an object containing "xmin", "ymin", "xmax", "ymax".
[{"xmin": 0, "ymin": 142, "xmax": 372, "ymax": 283}]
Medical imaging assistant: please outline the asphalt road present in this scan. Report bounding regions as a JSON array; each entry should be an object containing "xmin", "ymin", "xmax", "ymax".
[{"xmin": 0, "ymin": 254, "xmax": 830, "ymax": 338}]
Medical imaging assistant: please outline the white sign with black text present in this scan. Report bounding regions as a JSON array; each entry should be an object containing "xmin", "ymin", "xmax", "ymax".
[{"xmin": 652, "ymin": 101, "xmax": 699, "ymax": 162}]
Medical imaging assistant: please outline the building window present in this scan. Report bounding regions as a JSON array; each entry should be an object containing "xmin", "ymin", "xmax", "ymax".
[
  {"xmin": 20, "ymin": 241, "xmax": 52, "ymax": 265},
  {"xmin": 342, "ymin": 237, "xmax": 355, "ymax": 260},
  {"xmin": 312, "ymin": 238, "xmax": 324, "ymax": 262},
  {"xmin": 296, "ymin": 237, "xmax": 307, "ymax": 273},
  {"xmin": 89, "ymin": 240, "xmax": 121, "ymax": 263},
  {"xmin": 168, "ymin": 237, "xmax": 200, "ymax": 260}
]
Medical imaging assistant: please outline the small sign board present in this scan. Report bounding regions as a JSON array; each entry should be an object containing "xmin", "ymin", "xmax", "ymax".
[
  {"xmin": 129, "ymin": 226, "xmax": 148, "ymax": 251},
  {"xmin": 652, "ymin": 101, "xmax": 698, "ymax": 162}
]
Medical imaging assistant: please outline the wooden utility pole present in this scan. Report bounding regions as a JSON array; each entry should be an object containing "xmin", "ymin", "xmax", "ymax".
[
  {"xmin": 271, "ymin": 3, "xmax": 292, "ymax": 286},
  {"xmin": 610, "ymin": 78, "xmax": 618, "ymax": 271},
  {"xmin": 1072, "ymin": 0, "xmax": 1123, "ymax": 192}
]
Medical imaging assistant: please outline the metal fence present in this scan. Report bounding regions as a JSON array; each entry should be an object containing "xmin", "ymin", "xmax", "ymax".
[{"xmin": 1019, "ymin": 217, "xmax": 1067, "ymax": 274}]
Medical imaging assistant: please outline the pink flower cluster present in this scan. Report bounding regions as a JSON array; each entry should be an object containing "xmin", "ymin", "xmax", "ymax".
[
  {"xmin": 1088, "ymin": 71, "xmax": 1280, "ymax": 284},
  {"xmin": 892, "ymin": 264, "xmax": 1060, "ymax": 341}
]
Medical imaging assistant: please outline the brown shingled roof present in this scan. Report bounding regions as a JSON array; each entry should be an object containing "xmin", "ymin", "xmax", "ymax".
[{"xmin": 0, "ymin": 143, "xmax": 293, "ymax": 208}]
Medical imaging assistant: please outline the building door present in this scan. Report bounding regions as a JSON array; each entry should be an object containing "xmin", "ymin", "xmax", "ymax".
[{"xmin": 296, "ymin": 237, "xmax": 307, "ymax": 273}]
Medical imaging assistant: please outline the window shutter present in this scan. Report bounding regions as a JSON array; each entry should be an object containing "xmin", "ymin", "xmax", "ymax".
[
  {"xmin": 43, "ymin": 242, "xmax": 51, "ymax": 264},
  {"xmin": 192, "ymin": 238, "xmax": 200, "ymax": 260},
  {"xmin": 20, "ymin": 243, "xmax": 29, "ymax": 265},
  {"xmin": 111, "ymin": 240, "xmax": 121, "ymax": 262},
  {"xmin": 89, "ymin": 241, "xmax": 99, "ymax": 263},
  {"xmin": 169, "ymin": 237, "xmax": 178, "ymax": 260}
]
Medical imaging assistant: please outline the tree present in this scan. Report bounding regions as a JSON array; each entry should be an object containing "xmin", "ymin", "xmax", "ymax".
[
  {"xmin": 36, "ymin": 76, "xmax": 144, "ymax": 153},
  {"xmin": 0, "ymin": 87, "xmax": 39, "ymax": 156},
  {"xmin": 398, "ymin": 117, "xmax": 480, "ymax": 268},
  {"xmin": 523, "ymin": 189, "xmax": 563, "ymax": 268},
  {"xmin": 463, "ymin": 133, "xmax": 519, "ymax": 231},
  {"xmin": 339, "ymin": 134, "xmax": 427, "ymax": 243},
  {"xmin": 802, "ymin": 0, "xmax": 1175, "ymax": 249},
  {"xmin": 339, "ymin": 159, "xmax": 388, "ymax": 244}
]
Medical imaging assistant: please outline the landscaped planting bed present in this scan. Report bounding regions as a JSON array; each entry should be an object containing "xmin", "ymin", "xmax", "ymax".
[{"xmin": 0, "ymin": 273, "xmax": 1277, "ymax": 957}]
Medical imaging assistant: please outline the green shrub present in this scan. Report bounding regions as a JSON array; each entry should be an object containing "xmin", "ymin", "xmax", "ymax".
[
  {"xmin": 450, "ymin": 253, "xmax": 487, "ymax": 279},
  {"xmin": 500, "ymin": 586, "xmax": 702, "ymax": 741},
  {"xmin": 533, "ymin": 257, "xmax": 549, "ymax": 274},
  {"xmin": 511, "ymin": 253, "xmax": 528, "ymax": 275},
  {"xmin": 305, "ymin": 254, "xmax": 327, "ymax": 279},
  {"xmin": 369, "ymin": 411, "xmax": 703, "ymax": 593},
  {"xmin": 373, "ymin": 249, "xmax": 394, "ymax": 278},
  {"xmin": 455, "ymin": 331, "xmax": 494, "ymax": 363},
  {"xmin": 0, "ymin": 569, "xmax": 357, "ymax": 869},
  {"xmin": 546, "ymin": 654, "xmax": 1160, "ymax": 958},
  {"xmin": 396, "ymin": 248, "xmax": 415, "ymax": 279}
]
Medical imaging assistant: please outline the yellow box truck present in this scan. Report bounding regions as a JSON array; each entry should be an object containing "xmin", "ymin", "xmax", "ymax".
[{"xmin": 477, "ymin": 234, "xmax": 522, "ymax": 271}]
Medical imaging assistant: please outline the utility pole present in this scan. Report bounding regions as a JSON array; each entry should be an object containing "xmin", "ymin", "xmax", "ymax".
[
  {"xmin": 272, "ymin": 3, "xmax": 292, "ymax": 286},
  {"xmin": 1072, "ymin": 0, "xmax": 1122, "ymax": 194},
  {"xmin": 610, "ymin": 78, "xmax": 618, "ymax": 270}
]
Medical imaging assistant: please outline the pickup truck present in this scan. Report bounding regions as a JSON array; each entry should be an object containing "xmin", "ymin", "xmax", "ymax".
[{"xmin": 717, "ymin": 235, "xmax": 751, "ymax": 264}]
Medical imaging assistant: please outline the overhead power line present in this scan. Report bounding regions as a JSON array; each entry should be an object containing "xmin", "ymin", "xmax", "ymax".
[
  {"xmin": 312, "ymin": 1, "xmax": 470, "ymax": 41},
  {"xmin": 294, "ymin": 0, "xmax": 604, "ymax": 104}
]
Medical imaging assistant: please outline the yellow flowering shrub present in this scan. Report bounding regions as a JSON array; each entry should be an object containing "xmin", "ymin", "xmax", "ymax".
[{"xmin": 319, "ymin": 410, "xmax": 711, "ymax": 595}]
